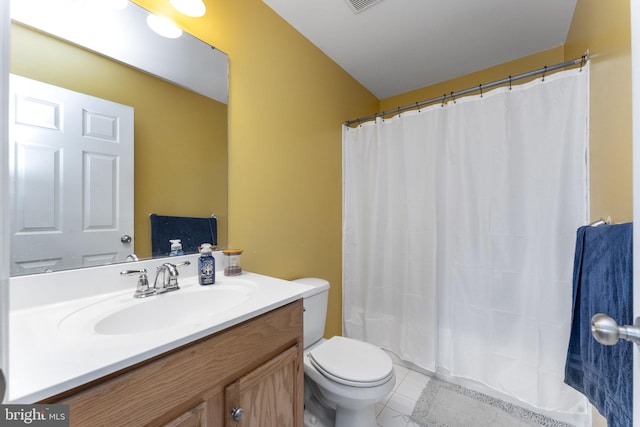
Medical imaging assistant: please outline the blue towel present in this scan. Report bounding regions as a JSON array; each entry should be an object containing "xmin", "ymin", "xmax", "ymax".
[
  {"xmin": 149, "ymin": 214, "xmax": 217, "ymax": 257},
  {"xmin": 564, "ymin": 223, "xmax": 633, "ymax": 427}
]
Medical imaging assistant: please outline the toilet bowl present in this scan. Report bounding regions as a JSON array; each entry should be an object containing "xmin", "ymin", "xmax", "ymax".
[{"xmin": 292, "ymin": 278, "xmax": 396, "ymax": 427}]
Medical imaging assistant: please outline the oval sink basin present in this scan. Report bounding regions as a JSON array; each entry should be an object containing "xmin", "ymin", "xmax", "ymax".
[{"xmin": 58, "ymin": 280, "xmax": 256, "ymax": 335}]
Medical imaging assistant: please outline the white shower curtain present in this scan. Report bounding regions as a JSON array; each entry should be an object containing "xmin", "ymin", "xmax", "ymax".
[{"xmin": 343, "ymin": 67, "xmax": 589, "ymax": 419}]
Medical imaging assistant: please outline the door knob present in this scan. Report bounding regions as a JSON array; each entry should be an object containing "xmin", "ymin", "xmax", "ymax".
[
  {"xmin": 231, "ymin": 407, "xmax": 244, "ymax": 422},
  {"xmin": 591, "ymin": 313, "xmax": 640, "ymax": 345},
  {"xmin": 121, "ymin": 235, "xmax": 132, "ymax": 243}
]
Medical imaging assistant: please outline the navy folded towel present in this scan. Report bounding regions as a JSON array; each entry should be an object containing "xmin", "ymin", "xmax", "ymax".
[
  {"xmin": 150, "ymin": 214, "xmax": 217, "ymax": 257},
  {"xmin": 564, "ymin": 223, "xmax": 633, "ymax": 427}
]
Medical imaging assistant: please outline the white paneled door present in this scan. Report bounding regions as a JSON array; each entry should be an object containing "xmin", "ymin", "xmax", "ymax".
[{"xmin": 8, "ymin": 75, "xmax": 134, "ymax": 275}]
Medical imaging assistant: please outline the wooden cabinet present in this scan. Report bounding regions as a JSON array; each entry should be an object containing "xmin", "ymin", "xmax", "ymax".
[
  {"xmin": 162, "ymin": 402, "xmax": 208, "ymax": 427},
  {"xmin": 225, "ymin": 345, "xmax": 299, "ymax": 426},
  {"xmin": 41, "ymin": 300, "xmax": 304, "ymax": 427}
]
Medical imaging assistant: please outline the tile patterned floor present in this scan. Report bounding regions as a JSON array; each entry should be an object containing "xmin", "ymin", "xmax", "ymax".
[{"xmin": 376, "ymin": 364, "xmax": 431, "ymax": 427}]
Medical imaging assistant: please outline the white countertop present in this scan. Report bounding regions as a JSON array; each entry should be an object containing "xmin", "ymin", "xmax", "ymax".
[{"xmin": 8, "ymin": 256, "xmax": 313, "ymax": 403}]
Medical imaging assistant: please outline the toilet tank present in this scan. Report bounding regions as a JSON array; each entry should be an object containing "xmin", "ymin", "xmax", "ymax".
[{"xmin": 292, "ymin": 278, "xmax": 330, "ymax": 349}]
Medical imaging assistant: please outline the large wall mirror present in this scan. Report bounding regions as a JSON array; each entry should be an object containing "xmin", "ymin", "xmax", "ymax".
[{"xmin": 8, "ymin": 0, "xmax": 228, "ymax": 276}]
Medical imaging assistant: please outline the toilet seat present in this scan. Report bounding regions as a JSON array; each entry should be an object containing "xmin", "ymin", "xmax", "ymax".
[{"xmin": 308, "ymin": 336, "xmax": 393, "ymax": 387}]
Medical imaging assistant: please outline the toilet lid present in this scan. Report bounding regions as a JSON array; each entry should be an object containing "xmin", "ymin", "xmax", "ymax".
[{"xmin": 308, "ymin": 336, "xmax": 393, "ymax": 387}]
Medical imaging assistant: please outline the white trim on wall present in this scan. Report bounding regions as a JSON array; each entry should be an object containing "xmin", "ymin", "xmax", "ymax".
[{"xmin": 1, "ymin": 0, "xmax": 10, "ymax": 404}]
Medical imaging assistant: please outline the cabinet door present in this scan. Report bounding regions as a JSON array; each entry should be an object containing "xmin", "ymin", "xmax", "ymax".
[
  {"xmin": 225, "ymin": 345, "xmax": 302, "ymax": 427},
  {"xmin": 162, "ymin": 402, "xmax": 208, "ymax": 427}
]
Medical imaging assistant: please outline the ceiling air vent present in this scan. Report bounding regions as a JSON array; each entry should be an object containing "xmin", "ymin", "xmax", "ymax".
[{"xmin": 344, "ymin": 0, "xmax": 382, "ymax": 14}]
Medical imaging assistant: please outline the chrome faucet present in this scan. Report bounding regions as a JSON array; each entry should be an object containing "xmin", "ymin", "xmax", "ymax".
[
  {"xmin": 121, "ymin": 261, "xmax": 190, "ymax": 298},
  {"xmin": 121, "ymin": 268, "xmax": 155, "ymax": 298},
  {"xmin": 154, "ymin": 261, "xmax": 191, "ymax": 294}
]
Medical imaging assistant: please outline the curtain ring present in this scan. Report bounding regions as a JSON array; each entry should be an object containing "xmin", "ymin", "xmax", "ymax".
[
  {"xmin": 416, "ymin": 101, "xmax": 421, "ymax": 113},
  {"xmin": 580, "ymin": 55, "xmax": 586, "ymax": 72},
  {"xmin": 509, "ymin": 75, "xmax": 512, "ymax": 90},
  {"xmin": 441, "ymin": 94, "xmax": 446, "ymax": 107},
  {"xmin": 542, "ymin": 65, "xmax": 547, "ymax": 82},
  {"xmin": 450, "ymin": 91, "xmax": 456, "ymax": 104},
  {"xmin": 479, "ymin": 83, "xmax": 483, "ymax": 98}
]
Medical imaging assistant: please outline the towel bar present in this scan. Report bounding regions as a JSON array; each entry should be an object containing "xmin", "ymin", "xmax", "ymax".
[
  {"xmin": 589, "ymin": 216, "xmax": 612, "ymax": 227},
  {"xmin": 591, "ymin": 313, "xmax": 640, "ymax": 346}
]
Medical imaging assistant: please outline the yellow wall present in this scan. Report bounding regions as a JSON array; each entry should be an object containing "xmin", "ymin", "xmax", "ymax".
[
  {"xmin": 565, "ymin": 0, "xmax": 632, "ymax": 223},
  {"xmin": 382, "ymin": 0, "xmax": 633, "ymax": 225},
  {"xmin": 381, "ymin": 47, "xmax": 565, "ymax": 112},
  {"xmin": 10, "ymin": 23, "xmax": 229, "ymax": 258},
  {"xmin": 132, "ymin": 0, "xmax": 378, "ymax": 338},
  {"xmin": 128, "ymin": 0, "xmax": 633, "ymax": 346}
]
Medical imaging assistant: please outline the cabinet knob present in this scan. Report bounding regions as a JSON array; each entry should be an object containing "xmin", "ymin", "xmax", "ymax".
[{"xmin": 231, "ymin": 407, "xmax": 244, "ymax": 422}]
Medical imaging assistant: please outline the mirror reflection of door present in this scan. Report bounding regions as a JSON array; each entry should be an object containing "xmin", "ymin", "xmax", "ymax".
[{"xmin": 9, "ymin": 74, "xmax": 134, "ymax": 275}]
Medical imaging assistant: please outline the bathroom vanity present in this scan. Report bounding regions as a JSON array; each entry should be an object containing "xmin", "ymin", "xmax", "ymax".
[
  {"xmin": 43, "ymin": 300, "xmax": 303, "ymax": 426},
  {"xmin": 8, "ymin": 254, "xmax": 312, "ymax": 427}
]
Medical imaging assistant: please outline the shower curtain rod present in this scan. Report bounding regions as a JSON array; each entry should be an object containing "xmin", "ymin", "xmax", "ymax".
[{"xmin": 345, "ymin": 52, "xmax": 589, "ymax": 127}]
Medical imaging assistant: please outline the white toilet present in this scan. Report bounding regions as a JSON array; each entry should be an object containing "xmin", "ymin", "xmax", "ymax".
[{"xmin": 293, "ymin": 278, "xmax": 396, "ymax": 427}]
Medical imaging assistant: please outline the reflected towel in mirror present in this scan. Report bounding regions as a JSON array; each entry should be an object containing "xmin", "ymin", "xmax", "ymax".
[{"xmin": 150, "ymin": 214, "xmax": 217, "ymax": 257}]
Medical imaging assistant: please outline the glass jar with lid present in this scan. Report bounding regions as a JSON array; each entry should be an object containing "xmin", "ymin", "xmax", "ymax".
[{"xmin": 222, "ymin": 249, "xmax": 243, "ymax": 276}]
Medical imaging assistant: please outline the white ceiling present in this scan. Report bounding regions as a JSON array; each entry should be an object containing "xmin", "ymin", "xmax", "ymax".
[{"xmin": 262, "ymin": 0, "xmax": 578, "ymax": 99}]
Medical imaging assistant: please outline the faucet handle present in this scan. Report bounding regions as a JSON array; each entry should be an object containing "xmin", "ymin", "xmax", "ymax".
[
  {"xmin": 121, "ymin": 268, "xmax": 155, "ymax": 298},
  {"xmin": 171, "ymin": 260, "xmax": 191, "ymax": 286},
  {"xmin": 158, "ymin": 261, "xmax": 191, "ymax": 292},
  {"xmin": 172, "ymin": 260, "xmax": 191, "ymax": 280}
]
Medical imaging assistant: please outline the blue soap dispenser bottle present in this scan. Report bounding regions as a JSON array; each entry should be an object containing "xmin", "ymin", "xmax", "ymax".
[{"xmin": 198, "ymin": 243, "xmax": 215, "ymax": 285}]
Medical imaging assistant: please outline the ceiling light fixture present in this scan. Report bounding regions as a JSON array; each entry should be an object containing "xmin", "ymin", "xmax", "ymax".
[
  {"xmin": 169, "ymin": 0, "xmax": 206, "ymax": 17},
  {"xmin": 146, "ymin": 14, "xmax": 183, "ymax": 38}
]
